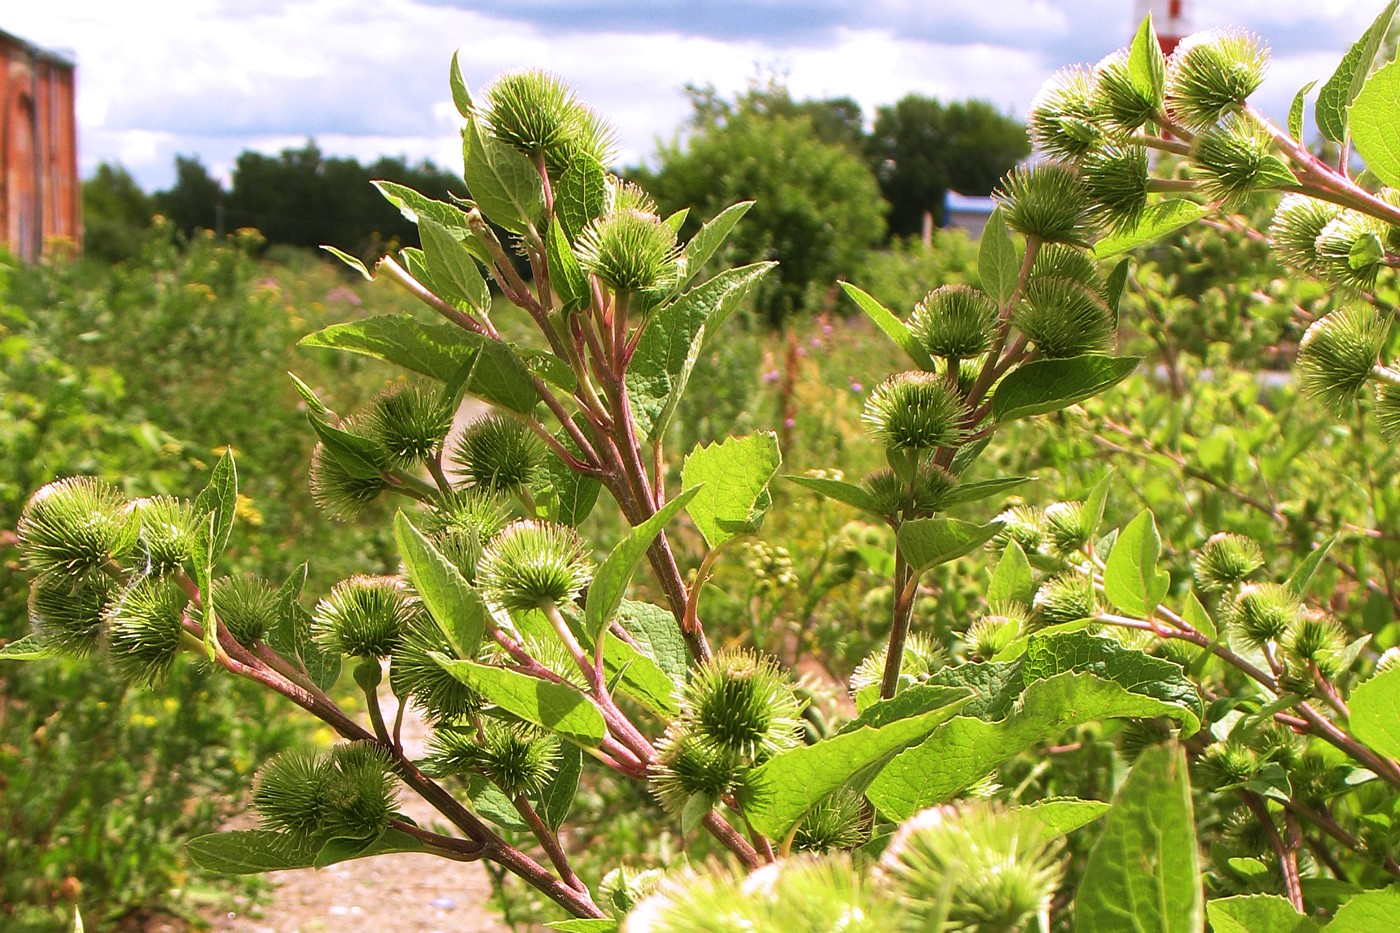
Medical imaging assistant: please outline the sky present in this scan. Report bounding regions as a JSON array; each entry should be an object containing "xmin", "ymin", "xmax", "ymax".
[{"xmin": 4, "ymin": 1, "xmax": 1389, "ymax": 191}]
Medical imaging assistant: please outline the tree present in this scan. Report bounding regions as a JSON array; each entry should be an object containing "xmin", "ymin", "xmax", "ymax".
[
  {"xmin": 81, "ymin": 163, "xmax": 155, "ymax": 263},
  {"xmin": 868, "ymin": 95, "xmax": 1029, "ymax": 236},
  {"xmin": 157, "ymin": 156, "xmax": 225, "ymax": 239},
  {"xmin": 637, "ymin": 86, "xmax": 885, "ymax": 326}
]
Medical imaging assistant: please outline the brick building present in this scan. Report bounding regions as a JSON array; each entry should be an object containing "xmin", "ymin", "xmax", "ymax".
[{"xmin": 1, "ymin": 27, "xmax": 79, "ymax": 261}]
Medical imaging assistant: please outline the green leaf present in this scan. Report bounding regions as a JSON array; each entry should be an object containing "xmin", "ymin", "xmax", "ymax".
[
  {"xmin": 1128, "ymin": 14, "xmax": 1167, "ymax": 108},
  {"xmin": 1105, "ymin": 258, "xmax": 1130, "ymax": 324},
  {"xmin": 540, "ymin": 744, "xmax": 582, "ymax": 831},
  {"xmin": 1348, "ymin": 666, "xmax": 1400, "ymax": 761},
  {"xmin": 547, "ymin": 921, "xmax": 618, "ymax": 933},
  {"xmin": 1316, "ymin": 1, "xmax": 1397, "ymax": 143},
  {"xmin": 1208, "ymin": 895, "xmax": 1321, "ymax": 933},
  {"xmin": 988, "ymin": 539, "xmax": 1034, "ymax": 608},
  {"xmin": 1286, "ymin": 534, "xmax": 1338, "ymax": 597},
  {"xmin": 596, "ymin": 631, "xmax": 680, "ymax": 717},
  {"xmin": 677, "ymin": 201, "xmax": 754, "ymax": 292},
  {"xmin": 978, "ymin": 207, "xmax": 1021, "ymax": 307},
  {"xmin": 945, "ymin": 474, "xmax": 1035, "ymax": 505},
  {"xmin": 1351, "ymin": 231, "xmax": 1386, "ymax": 269},
  {"xmin": 1352, "ymin": 58, "xmax": 1400, "ymax": 187},
  {"xmin": 840, "ymin": 282, "xmax": 938, "ymax": 371},
  {"xmin": 320, "ymin": 244, "xmax": 374, "ymax": 280},
  {"xmin": 783, "ymin": 474, "xmax": 881, "ymax": 516},
  {"xmin": 394, "ymin": 512, "xmax": 485, "ymax": 658},
  {"xmin": 546, "ymin": 217, "xmax": 589, "ymax": 313},
  {"xmin": 662, "ymin": 208, "xmax": 689, "ymax": 234},
  {"xmin": 267, "ymin": 563, "xmax": 341, "ymax": 691},
  {"xmin": 463, "ymin": 118, "xmax": 546, "ymax": 234},
  {"xmin": 1254, "ymin": 156, "xmax": 1301, "ymax": 191},
  {"xmin": 536, "ymin": 419, "xmax": 602, "ymax": 527},
  {"xmin": 0, "ymin": 634, "xmax": 54, "ymax": 660},
  {"xmin": 616, "ymin": 600, "xmax": 689, "ymax": 682},
  {"xmin": 1083, "ymin": 471, "xmax": 1112, "ymax": 542},
  {"xmin": 456, "ymin": 774, "xmax": 530, "ymax": 831},
  {"xmin": 744, "ymin": 689, "xmax": 972, "ymax": 840},
  {"xmin": 681, "ymin": 432, "xmax": 782, "ymax": 550},
  {"xmin": 449, "ymin": 51, "xmax": 472, "ymax": 118},
  {"xmin": 869, "ymin": 633, "xmax": 1201, "ymax": 819},
  {"xmin": 555, "ymin": 152, "xmax": 607, "ymax": 241},
  {"xmin": 1017, "ymin": 797, "xmax": 1110, "ymax": 837},
  {"xmin": 1093, "ymin": 200, "xmax": 1208, "ymax": 257},
  {"xmin": 421, "ymin": 218, "xmax": 490, "ymax": 313},
  {"xmin": 1074, "ymin": 744, "xmax": 1203, "ymax": 933},
  {"xmin": 586, "ymin": 487, "xmax": 701, "ymax": 639},
  {"xmin": 432, "ymin": 655, "xmax": 607, "ymax": 746},
  {"xmin": 372, "ymin": 181, "xmax": 486, "ymax": 262},
  {"xmin": 1184, "ymin": 590, "xmax": 1217, "ymax": 640},
  {"xmin": 301, "ymin": 315, "xmax": 469, "ymax": 382},
  {"xmin": 993, "ymin": 355, "xmax": 1140, "ymax": 422},
  {"xmin": 287, "ymin": 371, "xmax": 332, "ymax": 418},
  {"xmin": 186, "ymin": 827, "xmax": 431, "ymax": 874},
  {"xmin": 680, "ymin": 793, "xmax": 711, "ymax": 835},
  {"xmin": 896, "ymin": 517, "xmax": 1003, "ymax": 577},
  {"xmin": 1103, "ymin": 510, "xmax": 1171, "ymax": 617},
  {"xmin": 194, "ymin": 448, "xmax": 238, "ymax": 559},
  {"xmin": 629, "ymin": 262, "xmax": 775, "ymax": 442},
  {"xmin": 1290, "ymin": 80, "xmax": 1318, "ymax": 141},
  {"xmin": 1329, "ymin": 887, "xmax": 1400, "ymax": 932}
]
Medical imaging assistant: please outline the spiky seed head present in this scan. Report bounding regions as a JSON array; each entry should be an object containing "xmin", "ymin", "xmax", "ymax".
[
  {"xmin": 28, "ymin": 572, "xmax": 121, "ymax": 658},
  {"xmin": 1028, "ymin": 66, "xmax": 1105, "ymax": 160},
  {"xmin": 1031, "ymin": 244, "xmax": 1107, "ymax": 296},
  {"xmin": 1043, "ymin": 500, "xmax": 1091, "ymax": 554},
  {"xmin": 1033, "ymin": 572, "xmax": 1098, "ymax": 627},
  {"xmin": 909, "ymin": 284, "xmax": 998, "ymax": 359},
  {"xmin": 389, "ymin": 609, "xmax": 487, "ymax": 722},
  {"xmin": 426, "ymin": 722, "xmax": 560, "ymax": 797},
  {"xmin": 309, "ymin": 442, "xmax": 387, "ymax": 520},
  {"xmin": 212, "ymin": 573, "xmax": 279, "ymax": 647},
  {"xmin": 476, "ymin": 520, "xmax": 592, "ymax": 611},
  {"xmin": 575, "ymin": 205, "xmax": 682, "ymax": 296},
  {"xmin": 1249, "ymin": 722, "xmax": 1305, "ymax": 770},
  {"xmin": 365, "ymin": 382, "xmax": 452, "ymax": 469},
  {"xmin": 1193, "ymin": 532, "xmax": 1264, "ymax": 591},
  {"xmin": 1196, "ymin": 741, "xmax": 1259, "ymax": 789},
  {"xmin": 1313, "ymin": 211, "xmax": 1389, "ymax": 292},
  {"xmin": 862, "ymin": 372, "xmax": 968, "ymax": 452},
  {"xmin": 994, "ymin": 505, "xmax": 1046, "ymax": 552},
  {"xmin": 965, "ymin": 607, "xmax": 1026, "ymax": 661},
  {"xmin": 682, "ymin": 649, "xmax": 805, "ymax": 762},
  {"xmin": 1297, "ymin": 305, "xmax": 1389, "ymax": 415},
  {"xmin": 311, "ymin": 575, "xmax": 414, "ymax": 659},
  {"xmin": 1082, "ymin": 145, "xmax": 1151, "ymax": 232},
  {"xmin": 478, "ymin": 69, "xmax": 615, "ymax": 172},
  {"xmin": 849, "ymin": 631, "xmax": 945, "ymax": 697},
  {"xmin": 1284, "ymin": 612, "xmax": 1346, "ymax": 677},
  {"xmin": 450, "ymin": 412, "xmax": 545, "ymax": 495},
  {"xmin": 1227, "ymin": 582, "xmax": 1301, "ymax": 648},
  {"xmin": 1269, "ymin": 195, "xmax": 1342, "ymax": 275},
  {"xmin": 18, "ymin": 476, "xmax": 139, "ymax": 580},
  {"xmin": 1013, "ymin": 276, "xmax": 1114, "ymax": 359},
  {"xmin": 880, "ymin": 801, "xmax": 1064, "ymax": 933},
  {"xmin": 601, "ymin": 867, "xmax": 666, "ymax": 917},
  {"xmin": 792, "ymin": 789, "xmax": 871, "ymax": 852},
  {"xmin": 132, "ymin": 496, "xmax": 201, "ymax": 576},
  {"xmin": 649, "ymin": 724, "xmax": 745, "ymax": 812},
  {"xmin": 862, "ymin": 462, "xmax": 960, "ymax": 517},
  {"xmin": 1190, "ymin": 113, "xmax": 1293, "ymax": 210},
  {"xmin": 1378, "ymin": 646, "xmax": 1400, "ymax": 674},
  {"xmin": 1377, "ymin": 382, "xmax": 1400, "ymax": 441},
  {"xmin": 253, "ymin": 749, "xmax": 329, "ymax": 837},
  {"xmin": 994, "ymin": 162, "xmax": 1097, "ymax": 247},
  {"xmin": 319, "ymin": 742, "xmax": 397, "ymax": 841},
  {"xmin": 421, "ymin": 490, "xmax": 509, "ymax": 582},
  {"xmin": 1119, "ymin": 718, "xmax": 1173, "ymax": 763},
  {"xmin": 1166, "ymin": 29, "xmax": 1269, "ymax": 130},
  {"xmin": 103, "ymin": 576, "xmax": 189, "ymax": 686},
  {"xmin": 1093, "ymin": 48, "xmax": 1162, "ymax": 134}
]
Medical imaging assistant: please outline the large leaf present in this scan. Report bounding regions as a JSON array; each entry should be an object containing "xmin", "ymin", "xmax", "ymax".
[
  {"xmin": 840, "ymin": 282, "xmax": 937, "ymax": 371},
  {"xmin": 1316, "ymin": 1, "xmax": 1397, "ymax": 143},
  {"xmin": 462, "ymin": 118, "xmax": 545, "ymax": 234},
  {"xmin": 555, "ymin": 152, "xmax": 606, "ymax": 241},
  {"xmin": 677, "ymin": 201, "xmax": 754, "ymax": 292},
  {"xmin": 536, "ymin": 419, "xmax": 602, "ymax": 527},
  {"xmin": 596, "ymin": 631, "xmax": 681, "ymax": 717},
  {"xmin": 394, "ymin": 512, "xmax": 485, "ymax": 658},
  {"xmin": 868, "ymin": 633, "xmax": 1202, "ymax": 820},
  {"xmin": 993, "ymin": 355, "xmax": 1140, "ymax": 423},
  {"xmin": 421, "ymin": 217, "xmax": 490, "ymax": 313},
  {"xmin": 988, "ymin": 540, "xmax": 1034, "ymax": 608},
  {"xmin": 187, "ymin": 827, "xmax": 429, "ymax": 874},
  {"xmin": 433, "ymin": 655, "xmax": 607, "ymax": 746},
  {"xmin": 744, "ymin": 687, "xmax": 972, "ymax": 840},
  {"xmin": 373, "ymin": 180, "xmax": 473, "ymax": 239},
  {"xmin": 978, "ymin": 207, "xmax": 1021, "ymax": 306},
  {"xmin": 1348, "ymin": 58, "xmax": 1400, "ymax": 188},
  {"xmin": 681, "ymin": 432, "xmax": 781, "ymax": 550},
  {"xmin": 1103, "ymin": 509, "xmax": 1171, "ymax": 617},
  {"xmin": 1348, "ymin": 666, "xmax": 1400, "ymax": 761},
  {"xmin": 896, "ymin": 517, "xmax": 1003, "ymax": 577},
  {"xmin": 616, "ymin": 600, "xmax": 689, "ymax": 682},
  {"xmin": 540, "ymin": 744, "xmax": 583, "ymax": 831},
  {"xmin": 1018, "ymin": 797, "xmax": 1111, "ymax": 837},
  {"xmin": 1329, "ymin": 888, "xmax": 1400, "ymax": 932},
  {"xmin": 1207, "ymin": 895, "xmax": 1321, "ymax": 933},
  {"xmin": 1074, "ymin": 744, "xmax": 1203, "ymax": 933},
  {"xmin": 629, "ymin": 262, "xmax": 775, "ymax": 441},
  {"xmin": 586, "ymin": 487, "xmax": 701, "ymax": 639},
  {"xmin": 1093, "ymin": 200, "xmax": 1207, "ymax": 257}
]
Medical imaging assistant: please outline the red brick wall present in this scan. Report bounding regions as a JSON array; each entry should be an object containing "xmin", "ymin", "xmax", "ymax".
[{"xmin": 0, "ymin": 32, "xmax": 79, "ymax": 261}]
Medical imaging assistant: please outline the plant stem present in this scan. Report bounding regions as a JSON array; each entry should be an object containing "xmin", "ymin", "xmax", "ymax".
[
  {"xmin": 515, "ymin": 794, "xmax": 585, "ymax": 892},
  {"xmin": 879, "ymin": 548, "xmax": 917, "ymax": 699}
]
